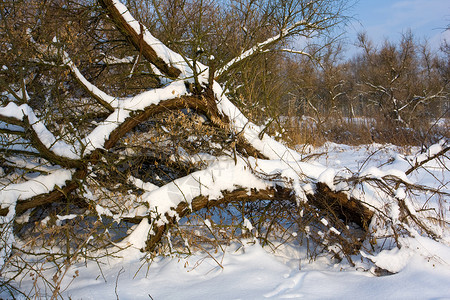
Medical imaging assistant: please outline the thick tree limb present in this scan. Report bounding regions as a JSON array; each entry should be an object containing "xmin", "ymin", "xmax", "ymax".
[
  {"xmin": 307, "ymin": 182, "xmax": 374, "ymax": 229},
  {"xmin": 22, "ymin": 117, "xmax": 82, "ymax": 169},
  {"xmin": 144, "ymin": 182, "xmax": 374, "ymax": 252},
  {"xmin": 98, "ymin": 0, "xmax": 181, "ymax": 79},
  {"xmin": 102, "ymin": 94, "xmax": 266, "ymax": 159},
  {"xmin": 145, "ymin": 186, "xmax": 295, "ymax": 252},
  {"xmin": 0, "ymin": 168, "xmax": 87, "ymax": 216},
  {"xmin": 0, "ymin": 114, "xmax": 82, "ymax": 168}
]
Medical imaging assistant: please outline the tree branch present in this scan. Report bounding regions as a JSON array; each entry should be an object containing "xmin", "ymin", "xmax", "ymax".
[{"xmin": 99, "ymin": 0, "xmax": 182, "ymax": 79}]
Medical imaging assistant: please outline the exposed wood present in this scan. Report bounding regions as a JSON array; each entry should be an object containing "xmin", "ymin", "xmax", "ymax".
[
  {"xmin": 307, "ymin": 182, "xmax": 374, "ymax": 229},
  {"xmin": 0, "ymin": 168, "xmax": 88, "ymax": 217},
  {"xmin": 0, "ymin": 115, "xmax": 25, "ymax": 128}
]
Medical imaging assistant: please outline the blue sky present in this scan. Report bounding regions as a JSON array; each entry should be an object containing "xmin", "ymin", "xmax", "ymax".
[{"xmin": 346, "ymin": 0, "xmax": 449, "ymax": 54}]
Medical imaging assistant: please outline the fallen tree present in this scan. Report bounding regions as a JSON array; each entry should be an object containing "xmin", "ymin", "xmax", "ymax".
[{"xmin": 0, "ymin": 1, "xmax": 448, "ymax": 290}]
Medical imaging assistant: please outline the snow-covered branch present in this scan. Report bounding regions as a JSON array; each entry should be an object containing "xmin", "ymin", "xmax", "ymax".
[
  {"xmin": 0, "ymin": 169, "xmax": 73, "ymax": 217},
  {"xmin": 0, "ymin": 102, "xmax": 81, "ymax": 164},
  {"xmin": 99, "ymin": 0, "xmax": 189, "ymax": 79},
  {"xmin": 63, "ymin": 52, "xmax": 116, "ymax": 113},
  {"xmin": 215, "ymin": 19, "xmax": 313, "ymax": 78}
]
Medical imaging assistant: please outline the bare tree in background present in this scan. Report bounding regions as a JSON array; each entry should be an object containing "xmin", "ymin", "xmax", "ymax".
[{"xmin": 354, "ymin": 32, "xmax": 448, "ymax": 128}]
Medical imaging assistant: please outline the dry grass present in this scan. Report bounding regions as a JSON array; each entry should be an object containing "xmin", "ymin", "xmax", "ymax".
[{"xmin": 281, "ymin": 116, "xmax": 449, "ymax": 147}]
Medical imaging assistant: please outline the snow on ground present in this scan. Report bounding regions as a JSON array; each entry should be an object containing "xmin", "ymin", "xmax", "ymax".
[
  {"xmin": 8, "ymin": 240, "xmax": 450, "ymax": 299},
  {"xmin": 2, "ymin": 143, "xmax": 449, "ymax": 299}
]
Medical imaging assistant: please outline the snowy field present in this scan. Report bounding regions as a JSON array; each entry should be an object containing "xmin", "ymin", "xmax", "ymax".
[
  {"xmin": 12, "ymin": 239, "xmax": 450, "ymax": 299},
  {"xmin": 2, "ymin": 143, "xmax": 449, "ymax": 299}
]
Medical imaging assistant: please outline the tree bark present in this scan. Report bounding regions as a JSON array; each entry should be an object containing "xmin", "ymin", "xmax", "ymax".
[
  {"xmin": 98, "ymin": 0, "xmax": 181, "ymax": 79},
  {"xmin": 144, "ymin": 186, "xmax": 295, "ymax": 252}
]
